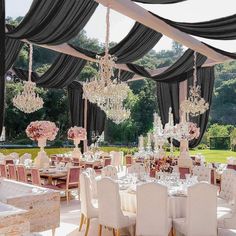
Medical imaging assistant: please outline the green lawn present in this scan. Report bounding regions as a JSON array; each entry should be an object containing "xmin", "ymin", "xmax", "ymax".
[{"xmin": 0, "ymin": 147, "xmax": 235, "ymax": 163}]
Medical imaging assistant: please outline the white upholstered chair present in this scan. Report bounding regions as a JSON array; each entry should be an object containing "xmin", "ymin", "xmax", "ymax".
[
  {"xmin": 173, "ymin": 182, "xmax": 218, "ymax": 236},
  {"xmin": 136, "ymin": 182, "xmax": 172, "ymax": 236},
  {"xmin": 110, "ymin": 151, "xmax": 123, "ymax": 171},
  {"xmin": 97, "ymin": 178, "xmax": 136, "ymax": 236},
  {"xmin": 101, "ymin": 165, "xmax": 118, "ymax": 180},
  {"xmin": 219, "ymin": 169, "xmax": 236, "ymax": 203},
  {"xmin": 128, "ymin": 163, "xmax": 145, "ymax": 176},
  {"xmin": 79, "ymin": 172, "xmax": 98, "ymax": 236},
  {"xmin": 86, "ymin": 168, "xmax": 98, "ymax": 199},
  {"xmin": 192, "ymin": 166, "xmax": 211, "ymax": 183}
]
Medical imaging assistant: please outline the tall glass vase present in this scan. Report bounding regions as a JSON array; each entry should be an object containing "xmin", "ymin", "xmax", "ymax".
[
  {"xmin": 34, "ymin": 138, "xmax": 50, "ymax": 169},
  {"xmin": 72, "ymin": 138, "xmax": 82, "ymax": 159}
]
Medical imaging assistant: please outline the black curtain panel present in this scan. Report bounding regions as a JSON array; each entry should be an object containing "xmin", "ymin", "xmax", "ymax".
[
  {"xmin": 13, "ymin": 54, "xmax": 87, "ymax": 89},
  {"xmin": 7, "ymin": 0, "xmax": 98, "ymax": 45},
  {"xmin": 152, "ymin": 12, "xmax": 236, "ymax": 40},
  {"xmin": 156, "ymin": 67, "xmax": 215, "ymax": 148},
  {"xmin": 67, "ymin": 81, "xmax": 106, "ymax": 145},
  {"xmin": 5, "ymin": 25, "xmax": 24, "ymax": 71},
  {"xmin": 132, "ymin": 0, "xmax": 187, "ymax": 4},
  {"xmin": 127, "ymin": 49, "xmax": 207, "ymax": 82},
  {"xmin": 69, "ymin": 22, "xmax": 162, "ymax": 63},
  {"xmin": 0, "ymin": 0, "xmax": 5, "ymax": 135}
]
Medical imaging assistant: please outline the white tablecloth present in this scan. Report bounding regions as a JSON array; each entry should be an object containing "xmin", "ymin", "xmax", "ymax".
[{"xmin": 120, "ymin": 190, "xmax": 187, "ymax": 219}]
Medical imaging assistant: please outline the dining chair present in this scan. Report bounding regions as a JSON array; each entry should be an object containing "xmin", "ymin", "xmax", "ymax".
[
  {"xmin": 219, "ymin": 169, "xmax": 236, "ymax": 204},
  {"xmin": 136, "ymin": 182, "xmax": 172, "ymax": 236},
  {"xmin": 97, "ymin": 178, "xmax": 136, "ymax": 236},
  {"xmin": 103, "ymin": 157, "xmax": 112, "ymax": 167},
  {"xmin": 110, "ymin": 151, "xmax": 123, "ymax": 171},
  {"xmin": 5, "ymin": 159, "xmax": 14, "ymax": 165},
  {"xmin": 227, "ymin": 164, "xmax": 236, "ymax": 171},
  {"xmin": 56, "ymin": 167, "xmax": 81, "ymax": 204},
  {"xmin": 50, "ymin": 155, "xmax": 57, "ymax": 165},
  {"xmin": 79, "ymin": 172, "xmax": 98, "ymax": 236},
  {"xmin": 16, "ymin": 165, "xmax": 27, "ymax": 182},
  {"xmin": 86, "ymin": 168, "xmax": 98, "ymax": 198},
  {"xmin": 178, "ymin": 167, "xmax": 191, "ymax": 179},
  {"xmin": 125, "ymin": 155, "xmax": 133, "ymax": 168},
  {"xmin": 101, "ymin": 165, "xmax": 118, "ymax": 180},
  {"xmin": 8, "ymin": 164, "xmax": 17, "ymax": 180},
  {"xmin": 173, "ymin": 182, "xmax": 218, "ymax": 236},
  {"xmin": 0, "ymin": 163, "xmax": 7, "ymax": 178},
  {"xmin": 192, "ymin": 166, "xmax": 211, "ymax": 183},
  {"xmin": 30, "ymin": 168, "xmax": 42, "ymax": 186},
  {"xmin": 128, "ymin": 163, "xmax": 145, "ymax": 176}
]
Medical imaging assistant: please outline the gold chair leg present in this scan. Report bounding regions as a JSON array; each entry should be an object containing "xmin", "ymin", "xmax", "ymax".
[
  {"xmin": 98, "ymin": 224, "xmax": 102, "ymax": 236},
  {"xmin": 79, "ymin": 213, "xmax": 84, "ymax": 231},
  {"xmin": 85, "ymin": 218, "xmax": 90, "ymax": 236},
  {"xmin": 52, "ymin": 228, "xmax": 56, "ymax": 236},
  {"xmin": 116, "ymin": 229, "xmax": 120, "ymax": 236},
  {"xmin": 66, "ymin": 190, "xmax": 69, "ymax": 204},
  {"xmin": 112, "ymin": 228, "xmax": 116, "ymax": 236},
  {"xmin": 172, "ymin": 227, "xmax": 176, "ymax": 236}
]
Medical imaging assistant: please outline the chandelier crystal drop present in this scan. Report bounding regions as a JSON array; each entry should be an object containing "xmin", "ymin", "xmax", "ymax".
[
  {"xmin": 13, "ymin": 44, "xmax": 44, "ymax": 113},
  {"xmin": 180, "ymin": 51, "xmax": 209, "ymax": 118},
  {"xmin": 83, "ymin": 7, "xmax": 131, "ymax": 124}
]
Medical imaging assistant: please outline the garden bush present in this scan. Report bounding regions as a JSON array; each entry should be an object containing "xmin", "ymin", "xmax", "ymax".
[{"xmin": 209, "ymin": 136, "xmax": 231, "ymax": 150}]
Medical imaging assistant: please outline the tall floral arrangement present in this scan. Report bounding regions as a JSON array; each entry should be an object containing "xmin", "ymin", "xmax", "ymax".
[
  {"xmin": 67, "ymin": 126, "xmax": 87, "ymax": 140},
  {"xmin": 26, "ymin": 121, "xmax": 58, "ymax": 141},
  {"xmin": 175, "ymin": 122, "xmax": 200, "ymax": 141}
]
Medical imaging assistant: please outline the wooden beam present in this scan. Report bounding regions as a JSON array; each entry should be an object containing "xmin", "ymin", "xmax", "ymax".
[{"xmin": 95, "ymin": 0, "xmax": 231, "ymax": 62}]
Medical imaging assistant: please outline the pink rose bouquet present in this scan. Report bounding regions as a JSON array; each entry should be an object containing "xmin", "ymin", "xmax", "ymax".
[
  {"xmin": 26, "ymin": 121, "xmax": 59, "ymax": 141},
  {"xmin": 67, "ymin": 126, "xmax": 87, "ymax": 141}
]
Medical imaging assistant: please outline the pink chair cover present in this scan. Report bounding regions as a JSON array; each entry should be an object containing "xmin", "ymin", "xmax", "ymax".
[
  {"xmin": 8, "ymin": 164, "xmax": 17, "ymax": 180},
  {"xmin": 16, "ymin": 165, "xmax": 27, "ymax": 182},
  {"xmin": 103, "ymin": 158, "xmax": 111, "ymax": 167},
  {"xmin": 126, "ymin": 155, "xmax": 133, "ymax": 165},
  {"xmin": 5, "ymin": 160, "xmax": 14, "ymax": 165},
  {"xmin": 31, "ymin": 168, "xmax": 41, "ymax": 186},
  {"xmin": 179, "ymin": 167, "xmax": 190, "ymax": 179},
  {"xmin": 0, "ymin": 164, "xmax": 7, "ymax": 177}
]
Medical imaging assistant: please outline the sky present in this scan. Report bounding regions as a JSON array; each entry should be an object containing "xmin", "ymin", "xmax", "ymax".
[{"xmin": 5, "ymin": 0, "xmax": 236, "ymax": 52}]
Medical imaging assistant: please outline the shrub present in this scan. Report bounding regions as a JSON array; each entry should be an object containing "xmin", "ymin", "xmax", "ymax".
[{"xmin": 209, "ymin": 136, "xmax": 231, "ymax": 150}]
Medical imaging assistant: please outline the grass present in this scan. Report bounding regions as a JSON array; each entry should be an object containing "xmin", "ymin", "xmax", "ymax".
[{"xmin": 0, "ymin": 147, "xmax": 235, "ymax": 163}]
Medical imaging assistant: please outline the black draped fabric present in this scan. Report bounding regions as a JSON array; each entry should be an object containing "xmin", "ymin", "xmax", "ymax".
[
  {"xmin": 119, "ymin": 70, "xmax": 135, "ymax": 82},
  {"xmin": 127, "ymin": 49, "xmax": 207, "ymax": 82},
  {"xmin": 153, "ymin": 12, "xmax": 236, "ymax": 40},
  {"xmin": 5, "ymin": 25, "xmax": 23, "ymax": 71},
  {"xmin": 7, "ymin": 0, "xmax": 98, "ymax": 45},
  {"xmin": 157, "ymin": 67, "xmax": 215, "ymax": 148},
  {"xmin": 0, "ymin": 0, "xmax": 5, "ymax": 135},
  {"xmin": 13, "ymin": 54, "xmax": 87, "ymax": 89},
  {"xmin": 67, "ymin": 81, "xmax": 106, "ymax": 145},
  {"xmin": 203, "ymin": 43, "xmax": 236, "ymax": 60},
  {"xmin": 132, "ymin": 0, "xmax": 186, "ymax": 3},
  {"xmin": 69, "ymin": 22, "xmax": 162, "ymax": 63}
]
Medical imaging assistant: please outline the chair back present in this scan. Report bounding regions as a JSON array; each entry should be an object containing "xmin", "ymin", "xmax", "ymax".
[
  {"xmin": 179, "ymin": 167, "xmax": 190, "ymax": 179},
  {"xmin": 136, "ymin": 182, "xmax": 169, "ymax": 236},
  {"xmin": 101, "ymin": 165, "xmax": 118, "ymax": 179},
  {"xmin": 16, "ymin": 165, "xmax": 27, "ymax": 182},
  {"xmin": 110, "ymin": 151, "xmax": 123, "ymax": 167},
  {"xmin": 5, "ymin": 159, "xmax": 14, "ymax": 165},
  {"xmin": 128, "ymin": 163, "xmax": 145, "ymax": 176},
  {"xmin": 186, "ymin": 182, "xmax": 217, "ymax": 236},
  {"xmin": 0, "ymin": 164, "xmax": 7, "ymax": 177},
  {"xmin": 80, "ymin": 172, "xmax": 97, "ymax": 218},
  {"xmin": 8, "ymin": 164, "xmax": 17, "ymax": 180},
  {"xmin": 227, "ymin": 164, "xmax": 236, "ymax": 171},
  {"xmin": 31, "ymin": 168, "xmax": 41, "ymax": 186},
  {"xmin": 192, "ymin": 166, "xmax": 211, "ymax": 183},
  {"xmin": 67, "ymin": 167, "xmax": 80, "ymax": 187},
  {"xmin": 97, "ymin": 178, "xmax": 124, "ymax": 228},
  {"xmin": 103, "ymin": 157, "xmax": 111, "ymax": 167},
  {"xmin": 220, "ymin": 169, "xmax": 236, "ymax": 202},
  {"xmin": 125, "ymin": 155, "xmax": 133, "ymax": 166},
  {"xmin": 86, "ymin": 168, "xmax": 98, "ymax": 198}
]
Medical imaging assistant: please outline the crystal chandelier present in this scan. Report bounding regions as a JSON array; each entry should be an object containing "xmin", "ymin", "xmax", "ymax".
[
  {"xmin": 13, "ymin": 44, "xmax": 44, "ymax": 113},
  {"xmin": 180, "ymin": 51, "xmax": 209, "ymax": 119},
  {"xmin": 83, "ymin": 7, "xmax": 131, "ymax": 124}
]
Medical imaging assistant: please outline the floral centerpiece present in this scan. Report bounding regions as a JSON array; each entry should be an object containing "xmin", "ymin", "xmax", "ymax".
[
  {"xmin": 174, "ymin": 121, "xmax": 200, "ymax": 162},
  {"xmin": 67, "ymin": 126, "xmax": 87, "ymax": 159},
  {"xmin": 26, "ymin": 121, "xmax": 58, "ymax": 168}
]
